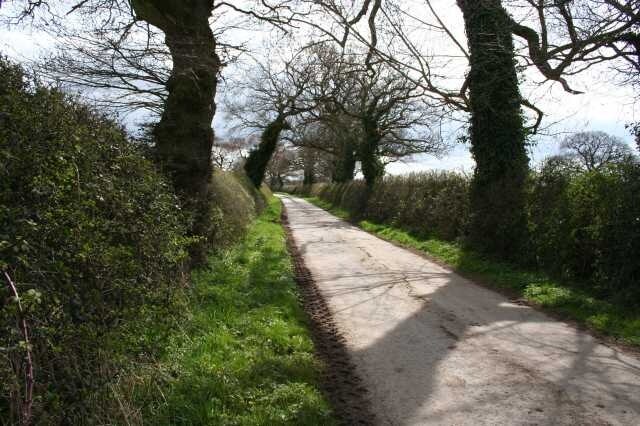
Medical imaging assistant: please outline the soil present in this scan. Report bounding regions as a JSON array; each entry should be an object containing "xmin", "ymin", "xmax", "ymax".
[{"xmin": 282, "ymin": 208, "xmax": 376, "ymax": 425}]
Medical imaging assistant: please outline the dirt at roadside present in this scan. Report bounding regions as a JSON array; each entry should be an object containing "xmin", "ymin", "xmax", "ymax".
[{"xmin": 282, "ymin": 209, "xmax": 376, "ymax": 426}]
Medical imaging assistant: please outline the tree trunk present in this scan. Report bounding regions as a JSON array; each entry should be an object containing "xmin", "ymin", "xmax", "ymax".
[
  {"xmin": 359, "ymin": 119, "xmax": 384, "ymax": 187},
  {"xmin": 244, "ymin": 116, "xmax": 290, "ymax": 187},
  {"xmin": 303, "ymin": 167, "xmax": 315, "ymax": 185},
  {"xmin": 457, "ymin": 0, "xmax": 530, "ymax": 260},
  {"xmin": 302, "ymin": 147, "xmax": 316, "ymax": 185},
  {"xmin": 332, "ymin": 139, "xmax": 356, "ymax": 183},
  {"xmin": 303, "ymin": 159, "xmax": 315, "ymax": 185},
  {"xmin": 131, "ymin": 1, "xmax": 220, "ymax": 265}
]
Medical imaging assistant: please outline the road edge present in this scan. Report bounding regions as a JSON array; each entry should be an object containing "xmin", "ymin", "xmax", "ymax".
[{"xmin": 280, "ymin": 200, "xmax": 377, "ymax": 426}]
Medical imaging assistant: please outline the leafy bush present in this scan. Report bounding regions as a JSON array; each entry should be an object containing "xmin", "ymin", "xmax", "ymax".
[
  {"xmin": 529, "ymin": 159, "xmax": 640, "ymax": 303},
  {"xmin": 207, "ymin": 170, "xmax": 269, "ymax": 248},
  {"xmin": 297, "ymin": 171, "xmax": 470, "ymax": 241},
  {"xmin": 367, "ymin": 173, "xmax": 470, "ymax": 240},
  {"xmin": 0, "ymin": 58, "xmax": 191, "ymax": 424}
]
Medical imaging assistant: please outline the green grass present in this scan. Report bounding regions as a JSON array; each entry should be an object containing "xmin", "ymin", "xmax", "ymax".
[
  {"xmin": 304, "ymin": 196, "xmax": 640, "ymax": 348},
  {"xmin": 132, "ymin": 197, "xmax": 336, "ymax": 425}
]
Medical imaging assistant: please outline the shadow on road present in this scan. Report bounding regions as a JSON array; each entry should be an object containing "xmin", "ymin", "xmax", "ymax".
[{"xmin": 282, "ymin": 195, "xmax": 640, "ymax": 425}]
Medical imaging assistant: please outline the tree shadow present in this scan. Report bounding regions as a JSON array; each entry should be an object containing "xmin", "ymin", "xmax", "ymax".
[
  {"xmin": 283, "ymin": 195, "xmax": 640, "ymax": 425},
  {"xmin": 325, "ymin": 267, "xmax": 640, "ymax": 425}
]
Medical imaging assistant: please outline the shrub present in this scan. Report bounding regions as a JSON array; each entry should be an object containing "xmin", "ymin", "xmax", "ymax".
[
  {"xmin": 207, "ymin": 170, "xmax": 268, "ymax": 248},
  {"xmin": 0, "ymin": 58, "xmax": 190, "ymax": 424},
  {"xmin": 529, "ymin": 159, "xmax": 640, "ymax": 303},
  {"xmin": 296, "ymin": 172, "xmax": 470, "ymax": 242},
  {"xmin": 366, "ymin": 173, "xmax": 470, "ymax": 240}
]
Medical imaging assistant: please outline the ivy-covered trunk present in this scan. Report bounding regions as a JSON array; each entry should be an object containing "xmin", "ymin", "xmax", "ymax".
[
  {"xmin": 332, "ymin": 139, "xmax": 357, "ymax": 183},
  {"xmin": 303, "ymin": 167, "xmax": 315, "ymax": 185},
  {"xmin": 131, "ymin": 0, "xmax": 219, "ymax": 265},
  {"xmin": 360, "ymin": 119, "xmax": 384, "ymax": 187},
  {"xmin": 245, "ymin": 116, "xmax": 290, "ymax": 187},
  {"xmin": 301, "ymin": 147, "xmax": 316, "ymax": 185},
  {"xmin": 457, "ymin": 0, "xmax": 529, "ymax": 260}
]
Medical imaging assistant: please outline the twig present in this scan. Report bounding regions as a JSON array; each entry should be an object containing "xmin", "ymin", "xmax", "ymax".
[{"xmin": 3, "ymin": 270, "xmax": 34, "ymax": 426}]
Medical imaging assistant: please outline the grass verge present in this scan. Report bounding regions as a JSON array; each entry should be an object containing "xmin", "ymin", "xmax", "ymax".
[
  {"xmin": 132, "ymin": 197, "xmax": 336, "ymax": 425},
  {"xmin": 304, "ymin": 196, "xmax": 640, "ymax": 348}
]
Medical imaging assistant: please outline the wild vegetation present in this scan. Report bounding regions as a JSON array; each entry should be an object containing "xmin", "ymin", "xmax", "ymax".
[
  {"xmin": 1, "ymin": 0, "xmax": 639, "ymax": 424},
  {"xmin": 0, "ymin": 58, "xmax": 186, "ymax": 423},
  {"xmin": 122, "ymin": 198, "xmax": 335, "ymax": 425},
  {"xmin": 0, "ymin": 58, "xmax": 281, "ymax": 423}
]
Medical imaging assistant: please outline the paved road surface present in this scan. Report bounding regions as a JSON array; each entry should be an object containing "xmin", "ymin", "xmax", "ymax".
[{"xmin": 279, "ymin": 194, "xmax": 640, "ymax": 426}]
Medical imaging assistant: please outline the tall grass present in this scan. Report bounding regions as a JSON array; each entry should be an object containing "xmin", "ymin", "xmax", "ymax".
[{"xmin": 124, "ymin": 197, "xmax": 336, "ymax": 425}]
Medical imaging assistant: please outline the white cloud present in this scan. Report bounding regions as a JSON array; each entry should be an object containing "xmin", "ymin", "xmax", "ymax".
[
  {"xmin": 0, "ymin": 27, "xmax": 53, "ymax": 61},
  {"xmin": 1, "ymin": 1, "xmax": 637, "ymax": 173}
]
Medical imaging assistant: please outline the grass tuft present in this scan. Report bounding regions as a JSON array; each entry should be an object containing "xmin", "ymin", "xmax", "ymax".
[{"xmin": 132, "ymin": 197, "xmax": 336, "ymax": 425}]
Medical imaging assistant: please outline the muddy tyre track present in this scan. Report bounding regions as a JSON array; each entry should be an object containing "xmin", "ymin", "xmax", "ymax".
[{"xmin": 282, "ymin": 209, "xmax": 376, "ymax": 425}]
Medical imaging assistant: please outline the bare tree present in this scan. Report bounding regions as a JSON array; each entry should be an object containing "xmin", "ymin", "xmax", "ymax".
[
  {"xmin": 292, "ymin": 118, "xmax": 362, "ymax": 182},
  {"xmin": 35, "ymin": 16, "xmax": 246, "ymax": 117},
  {"xmin": 211, "ymin": 136, "xmax": 253, "ymax": 170},
  {"xmin": 292, "ymin": 45, "xmax": 445, "ymax": 186},
  {"xmin": 226, "ymin": 45, "xmax": 321, "ymax": 187},
  {"xmin": 629, "ymin": 121, "xmax": 640, "ymax": 151},
  {"xmin": 507, "ymin": 0, "xmax": 640, "ymax": 92},
  {"xmin": 352, "ymin": 65, "xmax": 444, "ymax": 186},
  {"xmin": 560, "ymin": 130, "xmax": 635, "ymax": 171},
  {"xmin": 265, "ymin": 146, "xmax": 297, "ymax": 189},
  {"xmin": 286, "ymin": 45, "xmax": 364, "ymax": 182},
  {"xmin": 33, "ymin": 20, "xmax": 170, "ymax": 116}
]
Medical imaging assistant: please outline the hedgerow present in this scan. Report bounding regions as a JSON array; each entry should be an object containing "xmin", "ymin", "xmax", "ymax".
[
  {"xmin": 0, "ymin": 58, "xmax": 272, "ymax": 424},
  {"xmin": 0, "ymin": 58, "xmax": 192, "ymax": 424},
  {"xmin": 294, "ymin": 171, "xmax": 470, "ymax": 242},
  {"xmin": 207, "ymin": 170, "xmax": 269, "ymax": 248},
  {"xmin": 529, "ymin": 159, "xmax": 640, "ymax": 303}
]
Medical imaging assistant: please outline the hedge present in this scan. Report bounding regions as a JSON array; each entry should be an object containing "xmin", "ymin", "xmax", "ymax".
[{"xmin": 0, "ymin": 58, "xmax": 266, "ymax": 424}]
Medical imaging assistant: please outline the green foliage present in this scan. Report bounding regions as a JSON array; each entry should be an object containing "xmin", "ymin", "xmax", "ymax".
[
  {"xmin": 0, "ymin": 58, "xmax": 191, "ymax": 423},
  {"xmin": 366, "ymin": 173, "xmax": 470, "ymax": 241},
  {"xmin": 626, "ymin": 121, "xmax": 640, "ymax": 152},
  {"xmin": 529, "ymin": 160, "xmax": 640, "ymax": 304},
  {"xmin": 332, "ymin": 140, "xmax": 357, "ymax": 183},
  {"xmin": 207, "ymin": 170, "xmax": 268, "ymax": 249},
  {"xmin": 295, "ymin": 171, "xmax": 470, "ymax": 241},
  {"xmin": 125, "ymin": 197, "xmax": 336, "ymax": 425},
  {"xmin": 307, "ymin": 181, "xmax": 369, "ymax": 217},
  {"xmin": 358, "ymin": 123, "xmax": 385, "ymax": 187},
  {"xmin": 245, "ymin": 118, "xmax": 290, "ymax": 188}
]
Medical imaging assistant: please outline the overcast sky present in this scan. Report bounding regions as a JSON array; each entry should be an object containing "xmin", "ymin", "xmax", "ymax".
[{"xmin": 1, "ymin": 0, "xmax": 638, "ymax": 174}]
